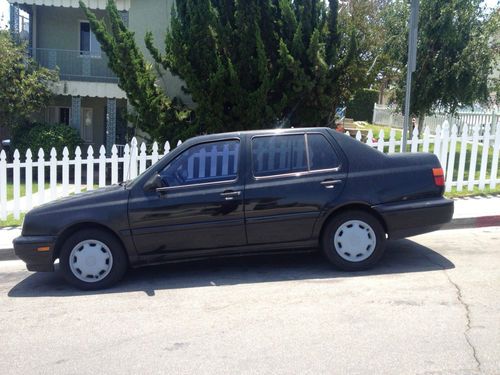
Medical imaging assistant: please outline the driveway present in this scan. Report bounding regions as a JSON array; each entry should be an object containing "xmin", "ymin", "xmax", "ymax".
[{"xmin": 1, "ymin": 227, "xmax": 499, "ymax": 374}]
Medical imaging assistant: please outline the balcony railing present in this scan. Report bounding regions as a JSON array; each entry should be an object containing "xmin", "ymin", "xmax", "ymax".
[{"xmin": 31, "ymin": 48, "xmax": 118, "ymax": 83}]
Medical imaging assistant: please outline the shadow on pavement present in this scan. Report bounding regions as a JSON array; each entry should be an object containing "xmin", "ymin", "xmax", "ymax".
[{"xmin": 8, "ymin": 239, "xmax": 454, "ymax": 298}]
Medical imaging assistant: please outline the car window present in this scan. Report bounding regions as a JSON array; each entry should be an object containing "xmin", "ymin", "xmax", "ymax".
[
  {"xmin": 252, "ymin": 134, "xmax": 307, "ymax": 177},
  {"xmin": 160, "ymin": 140, "xmax": 240, "ymax": 187},
  {"xmin": 307, "ymin": 134, "xmax": 339, "ymax": 170}
]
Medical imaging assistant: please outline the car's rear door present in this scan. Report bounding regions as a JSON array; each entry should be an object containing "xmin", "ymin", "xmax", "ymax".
[
  {"xmin": 128, "ymin": 137, "xmax": 247, "ymax": 255},
  {"xmin": 244, "ymin": 131, "xmax": 347, "ymax": 245}
]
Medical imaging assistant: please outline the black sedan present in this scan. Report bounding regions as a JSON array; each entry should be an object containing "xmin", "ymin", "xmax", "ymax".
[{"xmin": 14, "ymin": 128, "xmax": 454, "ymax": 289}]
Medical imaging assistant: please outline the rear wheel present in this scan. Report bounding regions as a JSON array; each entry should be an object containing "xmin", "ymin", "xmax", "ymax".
[
  {"xmin": 59, "ymin": 229, "xmax": 128, "ymax": 290},
  {"xmin": 321, "ymin": 210, "xmax": 386, "ymax": 271}
]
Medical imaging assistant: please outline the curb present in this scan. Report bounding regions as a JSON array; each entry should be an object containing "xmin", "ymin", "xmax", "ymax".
[
  {"xmin": 1, "ymin": 216, "xmax": 499, "ymax": 262},
  {"xmin": 441, "ymin": 215, "xmax": 500, "ymax": 231}
]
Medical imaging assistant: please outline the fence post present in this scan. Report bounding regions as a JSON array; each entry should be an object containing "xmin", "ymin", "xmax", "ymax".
[
  {"xmin": 467, "ymin": 124, "xmax": 480, "ymax": 191},
  {"xmin": 177, "ymin": 140, "xmax": 182, "ymax": 147},
  {"xmin": 139, "ymin": 142, "xmax": 147, "ymax": 173},
  {"xmin": 490, "ymin": 123, "xmax": 500, "ymax": 189},
  {"xmin": 388, "ymin": 129, "xmax": 396, "ymax": 153},
  {"xmin": 478, "ymin": 124, "xmax": 491, "ymax": 190},
  {"xmin": 13, "ymin": 150, "xmax": 20, "ymax": 220},
  {"xmin": 422, "ymin": 126, "xmax": 430, "ymax": 153},
  {"xmin": 50, "ymin": 148, "xmax": 57, "ymax": 201},
  {"xmin": 0, "ymin": 150, "xmax": 6, "ymax": 220},
  {"xmin": 111, "ymin": 145, "xmax": 118, "ymax": 185},
  {"xmin": 366, "ymin": 130, "xmax": 374, "ymax": 147},
  {"xmin": 75, "ymin": 146, "xmax": 82, "ymax": 194},
  {"xmin": 99, "ymin": 145, "xmax": 106, "ymax": 188},
  {"xmin": 123, "ymin": 144, "xmax": 130, "ymax": 181},
  {"xmin": 130, "ymin": 137, "xmax": 138, "ymax": 179},
  {"xmin": 164, "ymin": 141, "xmax": 170, "ymax": 156},
  {"xmin": 87, "ymin": 145, "xmax": 94, "ymax": 191},
  {"xmin": 456, "ymin": 125, "xmax": 468, "ymax": 191},
  {"xmin": 377, "ymin": 130, "xmax": 385, "ymax": 152},
  {"xmin": 410, "ymin": 126, "xmax": 419, "ymax": 153},
  {"xmin": 445, "ymin": 124, "xmax": 458, "ymax": 192},
  {"xmin": 440, "ymin": 121, "xmax": 450, "ymax": 174},
  {"xmin": 37, "ymin": 148, "xmax": 45, "ymax": 205},
  {"xmin": 25, "ymin": 149, "xmax": 33, "ymax": 212},
  {"xmin": 433, "ymin": 125, "xmax": 442, "ymax": 163},
  {"xmin": 152, "ymin": 142, "xmax": 159, "ymax": 165},
  {"xmin": 62, "ymin": 147, "xmax": 69, "ymax": 197}
]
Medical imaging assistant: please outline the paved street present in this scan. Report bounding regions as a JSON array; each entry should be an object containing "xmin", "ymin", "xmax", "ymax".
[{"xmin": 1, "ymin": 227, "xmax": 499, "ymax": 375}]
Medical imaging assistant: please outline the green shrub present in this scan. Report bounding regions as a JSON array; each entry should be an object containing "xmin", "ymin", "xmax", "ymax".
[
  {"xmin": 12, "ymin": 123, "xmax": 82, "ymax": 158},
  {"xmin": 346, "ymin": 89, "xmax": 379, "ymax": 122}
]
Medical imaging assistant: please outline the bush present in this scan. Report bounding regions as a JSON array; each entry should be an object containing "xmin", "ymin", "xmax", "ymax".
[
  {"xmin": 12, "ymin": 123, "xmax": 82, "ymax": 158},
  {"xmin": 346, "ymin": 89, "xmax": 379, "ymax": 122}
]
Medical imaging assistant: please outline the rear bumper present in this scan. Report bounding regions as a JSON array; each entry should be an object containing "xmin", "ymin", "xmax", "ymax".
[
  {"xmin": 373, "ymin": 197, "xmax": 454, "ymax": 240},
  {"xmin": 13, "ymin": 235, "xmax": 56, "ymax": 272}
]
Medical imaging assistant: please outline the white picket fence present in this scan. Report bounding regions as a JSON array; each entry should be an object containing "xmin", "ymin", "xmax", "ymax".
[
  {"xmin": 1, "ymin": 121, "xmax": 500, "ymax": 221},
  {"xmin": 373, "ymin": 104, "xmax": 499, "ymax": 135},
  {"xmin": 0, "ymin": 138, "xmax": 181, "ymax": 221}
]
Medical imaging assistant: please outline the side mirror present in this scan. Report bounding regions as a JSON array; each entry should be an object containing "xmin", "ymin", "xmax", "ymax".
[{"xmin": 143, "ymin": 174, "xmax": 164, "ymax": 192}]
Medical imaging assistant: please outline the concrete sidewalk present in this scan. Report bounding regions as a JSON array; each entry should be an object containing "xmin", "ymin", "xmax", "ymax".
[{"xmin": 1, "ymin": 195, "xmax": 499, "ymax": 260}]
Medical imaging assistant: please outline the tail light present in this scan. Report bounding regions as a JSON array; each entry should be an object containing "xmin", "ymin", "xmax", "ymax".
[{"xmin": 432, "ymin": 167, "xmax": 445, "ymax": 186}]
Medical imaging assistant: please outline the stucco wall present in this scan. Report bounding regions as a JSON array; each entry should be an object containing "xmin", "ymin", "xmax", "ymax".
[
  {"xmin": 36, "ymin": 6, "xmax": 108, "ymax": 50},
  {"xmin": 129, "ymin": 0, "xmax": 193, "ymax": 106}
]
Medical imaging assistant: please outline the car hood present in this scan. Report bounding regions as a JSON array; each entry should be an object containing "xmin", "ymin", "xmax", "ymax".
[
  {"xmin": 22, "ymin": 184, "xmax": 131, "ymax": 236},
  {"xmin": 29, "ymin": 184, "xmax": 127, "ymax": 214}
]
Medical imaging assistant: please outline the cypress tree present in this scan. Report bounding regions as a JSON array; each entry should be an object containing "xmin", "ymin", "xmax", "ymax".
[{"xmin": 79, "ymin": 0, "xmax": 190, "ymax": 144}]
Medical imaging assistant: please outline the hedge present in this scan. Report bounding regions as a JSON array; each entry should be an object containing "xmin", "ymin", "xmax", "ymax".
[{"xmin": 346, "ymin": 89, "xmax": 379, "ymax": 122}]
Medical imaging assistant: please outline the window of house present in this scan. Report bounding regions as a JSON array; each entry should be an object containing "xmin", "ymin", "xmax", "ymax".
[
  {"xmin": 252, "ymin": 134, "xmax": 308, "ymax": 177},
  {"xmin": 160, "ymin": 140, "xmax": 240, "ymax": 187},
  {"xmin": 46, "ymin": 107, "xmax": 71, "ymax": 125},
  {"xmin": 307, "ymin": 134, "xmax": 339, "ymax": 170},
  {"xmin": 79, "ymin": 21, "xmax": 101, "ymax": 57}
]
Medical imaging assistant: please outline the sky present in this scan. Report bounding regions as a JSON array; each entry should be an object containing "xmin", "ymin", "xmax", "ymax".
[{"xmin": 0, "ymin": 0, "xmax": 499, "ymax": 30}]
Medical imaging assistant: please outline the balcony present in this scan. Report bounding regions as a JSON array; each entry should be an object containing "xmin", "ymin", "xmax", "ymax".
[{"xmin": 31, "ymin": 48, "xmax": 118, "ymax": 83}]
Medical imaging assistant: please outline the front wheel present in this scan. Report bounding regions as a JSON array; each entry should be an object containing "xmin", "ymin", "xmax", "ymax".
[
  {"xmin": 321, "ymin": 210, "xmax": 386, "ymax": 271},
  {"xmin": 59, "ymin": 229, "xmax": 128, "ymax": 290}
]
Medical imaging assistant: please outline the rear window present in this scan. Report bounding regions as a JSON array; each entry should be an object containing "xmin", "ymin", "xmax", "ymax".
[
  {"xmin": 252, "ymin": 134, "xmax": 307, "ymax": 177},
  {"xmin": 307, "ymin": 134, "xmax": 339, "ymax": 170}
]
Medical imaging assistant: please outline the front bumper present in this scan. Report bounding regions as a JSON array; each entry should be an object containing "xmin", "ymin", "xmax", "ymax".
[
  {"xmin": 373, "ymin": 197, "xmax": 454, "ymax": 240},
  {"xmin": 13, "ymin": 235, "xmax": 57, "ymax": 272}
]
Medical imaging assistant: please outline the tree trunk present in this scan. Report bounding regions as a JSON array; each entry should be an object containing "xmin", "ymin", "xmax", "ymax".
[{"xmin": 417, "ymin": 115, "xmax": 425, "ymax": 136}]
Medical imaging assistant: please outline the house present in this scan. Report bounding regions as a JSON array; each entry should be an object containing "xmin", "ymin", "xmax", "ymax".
[{"xmin": 7, "ymin": 0, "xmax": 189, "ymax": 151}]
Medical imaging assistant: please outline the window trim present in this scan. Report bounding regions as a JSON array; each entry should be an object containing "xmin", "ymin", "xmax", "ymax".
[
  {"xmin": 156, "ymin": 138, "xmax": 241, "ymax": 191},
  {"xmin": 250, "ymin": 132, "xmax": 341, "ymax": 181},
  {"xmin": 79, "ymin": 20, "xmax": 101, "ymax": 58},
  {"xmin": 306, "ymin": 132, "xmax": 343, "ymax": 173}
]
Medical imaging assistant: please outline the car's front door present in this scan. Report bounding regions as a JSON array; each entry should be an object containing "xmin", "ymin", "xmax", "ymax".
[
  {"xmin": 244, "ymin": 132, "xmax": 347, "ymax": 245},
  {"xmin": 128, "ymin": 138, "xmax": 247, "ymax": 255}
]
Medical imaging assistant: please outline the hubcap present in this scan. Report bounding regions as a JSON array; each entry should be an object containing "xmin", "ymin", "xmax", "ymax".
[
  {"xmin": 69, "ymin": 240, "xmax": 113, "ymax": 283},
  {"xmin": 333, "ymin": 220, "xmax": 376, "ymax": 262}
]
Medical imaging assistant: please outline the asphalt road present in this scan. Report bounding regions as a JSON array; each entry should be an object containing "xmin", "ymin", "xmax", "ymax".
[{"xmin": 1, "ymin": 227, "xmax": 499, "ymax": 375}]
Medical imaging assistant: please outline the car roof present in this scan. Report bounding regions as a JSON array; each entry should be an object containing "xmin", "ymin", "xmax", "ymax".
[{"xmin": 185, "ymin": 127, "xmax": 333, "ymax": 144}]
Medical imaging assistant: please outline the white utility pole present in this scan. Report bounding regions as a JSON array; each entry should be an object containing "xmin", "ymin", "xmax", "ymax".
[{"xmin": 402, "ymin": 0, "xmax": 419, "ymax": 152}]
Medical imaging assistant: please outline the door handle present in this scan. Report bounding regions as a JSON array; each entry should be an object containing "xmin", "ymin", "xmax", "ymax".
[
  {"xmin": 220, "ymin": 190, "xmax": 241, "ymax": 200},
  {"xmin": 320, "ymin": 179, "xmax": 342, "ymax": 189}
]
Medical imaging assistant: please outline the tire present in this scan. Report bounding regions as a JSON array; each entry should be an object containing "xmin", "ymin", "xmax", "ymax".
[
  {"xmin": 59, "ymin": 229, "xmax": 128, "ymax": 290},
  {"xmin": 321, "ymin": 210, "xmax": 386, "ymax": 271}
]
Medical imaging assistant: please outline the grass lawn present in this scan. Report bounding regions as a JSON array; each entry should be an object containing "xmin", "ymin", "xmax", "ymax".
[
  {"xmin": 0, "ymin": 213, "xmax": 25, "ymax": 228},
  {"xmin": 445, "ymin": 185, "xmax": 500, "ymax": 199},
  {"xmin": 6, "ymin": 182, "xmax": 50, "ymax": 201}
]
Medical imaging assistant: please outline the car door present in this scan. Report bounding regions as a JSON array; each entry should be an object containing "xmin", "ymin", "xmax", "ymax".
[
  {"xmin": 244, "ymin": 132, "xmax": 347, "ymax": 245},
  {"xmin": 128, "ymin": 138, "xmax": 247, "ymax": 255}
]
